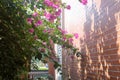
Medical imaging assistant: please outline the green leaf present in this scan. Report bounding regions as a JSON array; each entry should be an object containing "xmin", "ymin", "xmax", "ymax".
[
  {"xmin": 35, "ymin": 53, "xmax": 42, "ymax": 60},
  {"xmin": 53, "ymin": 61, "xmax": 61, "ymax": 69}
]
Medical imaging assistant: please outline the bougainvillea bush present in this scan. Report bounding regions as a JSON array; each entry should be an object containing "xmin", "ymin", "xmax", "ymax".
[
  {"xmin": 0, "ymin": 0, "xmax": 87, "ymax": 79},
  {"xmin": 25, "ymin": 0, "xmax": 79, "ymax": 69}
]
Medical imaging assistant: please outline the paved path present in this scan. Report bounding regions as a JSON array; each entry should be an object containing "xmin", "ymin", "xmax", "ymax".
[{"xmin": 28, "ymin": 70, "xmax": 49, "ymax": 80}]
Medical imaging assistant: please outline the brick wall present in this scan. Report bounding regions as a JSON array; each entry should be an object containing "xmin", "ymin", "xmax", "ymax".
[
  {"xmin": 62, "ymin": 0, "xmax": 120, "ymax": 80},
  {"xmin": 81, "ymin": 0, "xmax": 120, "ymax": 79},
  {"xmin": 48, "ymin": 61, "xmax": 55, "ymax": 79}
]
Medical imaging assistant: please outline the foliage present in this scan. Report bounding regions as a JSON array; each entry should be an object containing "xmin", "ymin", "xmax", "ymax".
[{"xmin": 0, "ymin": 0, "xmax": 34, "ymax": 79}]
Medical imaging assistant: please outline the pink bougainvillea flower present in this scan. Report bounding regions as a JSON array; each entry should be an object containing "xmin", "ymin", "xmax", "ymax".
[
  {"xmin": 69, "ymin": 38, "xmax": 73, "ymax": 43},
  {"xmin": 48, "ymin": 1, "xmax": 54, "ymax": 7},
  {"xmin": 61, "ymin": 30, "xmax": 67, "ymax": 35},
  {"xmin": 81, "ymin": 0, "xmax": 87, "ymax": 5},
  {"xmin": 43, "ymin": 29, "xmax": 47, "ymax": 33},
  {"xmin": 44, "ymin": 0, "xmax": 49, "ymax": 3},
  {"xmin": 44, "ymin": 11, "xmax": 56, "ymax": 22},
  {"xmin": 66, "ymin": 5, "xmax": 71, "ymax": 10},
  {"xmin": 34, "ymin": 20, "xmax": 42, "ymax": 27},
  {"xmin": 27, "ymin": 18, "xmax": 32, "ymax": 24},
  {"xmin": 55, "ymin": 9, "xmax": 61, "ymax": 16},
  {"xmin": 32, "ymin": 12, "xmax": 38, "ymax": 17},
  {"xmin": 58, "ymin": 28, "xmax": 68, "ymax": 35},
  {"xmin": 44, "ymin": 0, "xmax": 53, "ymax": 6},
  {"xmin": 43, "ymin": 29, "xmax": 52, "ymax": 33},
  {"xmin": 49, "ymin": 14, "xmax": 56, "ymax": 22},
  {"xmin": 47, "ymin": 29, "xmax": 51, "ymax": 33},
  {"xmin": 34, "ymin": 5, "xmax": 37, "ymax": 9},
  {"xmin": 42, "ymin": 42, "xmax": 47, "ymax": 46},
  {"xmin": 63, "ymin": 37, "xmax": 66, "ymax": 41},
  {"xmin": 44, "ymin": 0, "xmax": 50, "ymax": 5},
  {"xmin": 52, "ymin": 4, "xmax": 59, "ymax": 9},
  {"xmin": 44, "ymin": 11, "xmax": 51, "ymax": 20},
  {"xmin": 44, "ymin": 0, "xmax": 59, "ymax": 8},
  {"xmin": 37, "ymin": 20, "xmax": 42, "ymax": 25},
  {"xmin": 74, "ymin": 33, "xmax": 79, "ymax": 39},
  {"xmin": 57, "ymin": 27, "xmax": 62, "ymax": 31},
  {"xmin": 29, "ymin": 28, "xmax": 34, "ymax": 34}
]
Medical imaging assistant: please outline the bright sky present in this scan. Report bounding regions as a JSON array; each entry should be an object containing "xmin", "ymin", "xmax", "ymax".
[
  {"xmin": 63, "ymin": 0, "xmax": 86, "ymax": 22},
  {"xmin": 62, "ymin": 0, "xmax": 86, "ymax": 34}
]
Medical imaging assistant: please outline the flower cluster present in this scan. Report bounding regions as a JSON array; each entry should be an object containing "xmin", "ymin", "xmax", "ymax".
[
  {"xmin": 26, "ymin": 0, "xmax": 76, "ymax": 45},
  {"xmin": 79, "ymin": 0, "xmax": 87, "ymax": 5},
  {"xmin": 25, "ymin": 0, "xmax": 86, "ymax": 68},
  {"xmin": 44, "ymin": 0, "xmax": 59, "ymax": 9}
]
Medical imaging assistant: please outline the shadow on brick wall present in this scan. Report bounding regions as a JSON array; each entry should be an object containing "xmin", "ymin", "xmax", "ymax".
[{"xmin": 80, "ymin": 0, "xmax": 120, "ymax": 80}]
